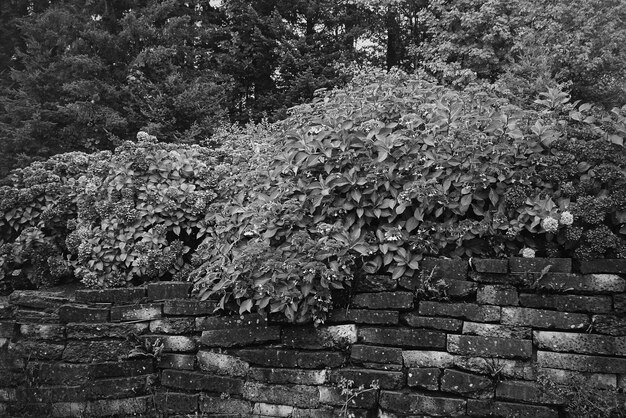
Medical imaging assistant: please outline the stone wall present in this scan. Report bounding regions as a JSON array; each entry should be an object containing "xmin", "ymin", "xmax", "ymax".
[{"xmin": 1, "ymin": 257, "xmax": 626, "ymax": 417}]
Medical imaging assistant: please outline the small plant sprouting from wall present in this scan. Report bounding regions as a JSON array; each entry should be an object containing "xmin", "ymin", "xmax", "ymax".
[{"xmin": 338, "ymin": 378, "xmax": 380, "ymax": 418}]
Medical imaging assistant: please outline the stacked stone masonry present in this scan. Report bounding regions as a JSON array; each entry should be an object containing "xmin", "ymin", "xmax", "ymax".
[{"xmin": 1, "ymin": 258, "xmax": 626, "ymax": 417}]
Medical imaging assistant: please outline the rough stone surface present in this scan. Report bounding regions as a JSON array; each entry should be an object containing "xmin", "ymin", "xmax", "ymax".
[
  {"xmin": 161, "ymin": 370, "xmax": 243, "ymax": 394},
  {"xmin": 448, "ymin": 335, "xmax": 532, "ymax": 359},
  {"xmin": 196, "ymin": 351, "xmax": 249, "ymax": 376},
  {"xmin": 9, "ymin": 291, "xmax": 70, "ymax": 310},
  {"xmin": 440, "ymin": 369, "xmax": 494, "ymax": 399},
  {"xmin": 66, "ymin": 322, "xmax": 149, "ymax": 339},
  {"xmin": 110, "ymin": 303, "xmax": 162, "ymax": 322},
  {"xmin": 351, "ymin": 291, "xmax": 414, "ymax": 310},
  {"xmin": 510, "ymin": 257, "xmax": 571, "ymax": 273},
  {"xmin": 534, "ymin": 331, "xmax": 619, "ymax": 355},
  {"xmin": 422, "ymin": 258, "xmax": 468, "ymax": 280},
  {"xmin": 407, "ymin": 367, "xmax": 440, "ymax": 390},
  {"xmin": 330, "ymin": 368, "xmax": 404, "ymax": 390},
  {"xmin": 354, "ymin": 275, "xmax": 398, "ymax": 292},
  {"xmin": 537, "ymin": 351, "xmax": 626, "ymax": 373},
  {"xmin": 473, "ymin": 259, "xmax": 508, "ymax": 274},
  {"xmin": 592, "ymin": 314, "xmax": 626, "ymax": 336},
  {"xmin": 154, "ymin": 392, "xmax": 198, "ymax": 415},
  {"xmin": 462, "ymin": 322, "xmax": 531, "ymax": 339},
  {"xmin": 62, "ymin": 340, "xmax": 132, "ymax": 363},
  {"xmin": 201, "ymin": 326, "xmax": 280, "ymax": 347},
  {"xmin": 195, "ymin": 313, "xmax": 267, "ymax": 330},
  {"xmin": 328, "ymin": 309, "xmax": 399, "ymax": 325},
  {"xmin": 403, "ymin": 350, "xmax": 455, "ymax": 368},
  {"xmin": 199, "ymin": 395, "xmax": 253, "ymax": 415},
  {"xmin": 477, "ymin": 285, "xmax": 519, "ymax": 306},
  {"xmin": 467, "ymin": 399, "xmax": 558, "ymax": 417},
  {"xmin": 74, "ymin": 288, "xmax": 146, "ymax": 304},
  {"xmin": 283, "ymin": 325, "xmax": 357, "ymax": 349},
  {"xmin": 248, "ymin": 368, "xmax": 327, "ymax": 385},
  {"xmin": 419, "ymin": 301, "xmax": 501, "ymax": 322},
  {"xmin": 147, "ymin": 282, "xmax": 191, "ymax": 300},
  {"xmin": 163, "ymin": 299, "xmax": 217, "ymax": 316},
  {"xmin": 318, "ymin": 386, "xmax": 377, "ymax": 408},
  {"xmin": 159, "ymin": 353, "xmax": 195, "ymax": 370},
  {"xmin": 233, "ymin": 349, "xmax": 346, "ymax": 369},
  {"xmin": 19, "ymin": 324, "xmax": 65, "ymax": 341},
  {"xmin": 496, "ymin": 380, "xmax": 560, "ymax": 404},
  {"xmin": 501, "ymin": 307, "xmax": 590, "ymax": 330},
  {"xmin": 89, "ymin": 359, "xmax": 154, "ymax": 379},
  {"xmin": 350, "ymin": 344, "xmax": 403, "ymax": 364},
  {"xmin": 149, "ymin": 318, "xmax": 195, "ymax": 334},
  {"xmin": 580, "ymin": 259, "xmax": 626, "ymax": 274},
  {"xmin": 402, "ymin": 313, "xmax": 463, "ymax": 331},
  {"xmin": 532, "ymin": 273, "xmax": 626, "ymax": 294},
  {"xmin": 537, "ymin": 368, "xmax": 616, "ymax": 389},
  {"xmin": 243, "ymin": 382, "xmax": 319, "ymax": 408},
  {"xmin": 454, "ymin": 357, "xmax": 535, "ymax": 380},
  {"xmin": 358, "ymin": 327, "xmax": 446, "ymax": 349},
  {"xmin": 519, "ymin": 293, "xmax": 612, "ymax": 313},
  {"xmin": 59, "ymin": 304, "xmax": 110, "ymax": 324},
  {"xmin": 379, "ymin": 390, "xmax": 467, "ymax": 416}
]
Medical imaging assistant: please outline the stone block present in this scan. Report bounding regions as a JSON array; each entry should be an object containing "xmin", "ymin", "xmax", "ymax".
[
  {"xmin": 538, "ymin": 368, "xmax": 616, "ymax": 389},
  {"xmin": 149, "ymin": 318, "xmax": 195, "ymax": 334},
  {"xmin": 195, "ymin": 313, "xmax": 267, "ymax": 330},
  {"xmin": 19, "ymin": 323, "xmax": 64, "ymax": 341},
  {"xmin": 402, "ymin": 350, "xmax": 455, "ymax": 368},
  {"xmin": 248, "ymin": 368, "xmax": 327, "ymax": 385},
  {"xmin": 440, "ymin": 369, "xmax": 494, "ymax": 398},
  {"xmin": 199, "ymin": 395, "xmax": 253, "ymax": 415},
  {"xmin": 233, "ymin": 349, "xmax": 345, "ymax": 369},
  {"xmin": 74, "ymin": 287, "xmax": 146, "ymax": 304},
  {"xmin": 159, "ymin": 353, "xmax": 195, "ymax": 370},
  {"xmin": 318, "ymin": 386, "xmax": 377, "ymax": 408},
  {"xmin": 519, "ymin": 293, "xmax": 612, "ymax": 313},
  {"xmin": 10, "ymin": 340, "xmax": 64, "ymax": 360},
  {"xmin": 329, "ymin": 368, "xmax": 404, "ymax": 390},
  {"xmin": 358, "ymin": 327, "xmax": 446, "ymax": 349},
  {"xmin": 243, "ymin": 382, "xmax": 319, "ymax": 408},
  {"xmin": 0, "ymin": 302, "xmax": 13, "ymax": 319},
  {"xmin": 146, "ymin": 335, "xmax": 197, "ymax": 352},
  {"xmin": 147, "ymin": 281, "xmax": 191, "ymax": 300},
  {"xmin": 446, "ymin": 279, "xmax": 479, "ymax": 298},
  {"xmin": 448, "ymin": 335, "xmax": 532, "ymax": 359},
  {"xmin": 327, "ymin": 309, "xmax": 399, "ymax": 325},
  {"xmin": 462, "ymin": 322, "xmax": 531, "ymax": 339},
  {"xmin": 82, "ymin": 375, "xmax": 154, "ymax": 399},
  {"xmin": 351, "ymin": 292, "xmax": 413, "ymax": 310},
  {"xmin": 534, "ymin": 331, "xmax": 618, "ymax": 355},
  {"xmin": 110, "ymin": 303, "xmax": 162, "ymax": 322},
  {"xmin": 17, "ymin": 386, "xmax": 84, "ymax": 403},
  {"xmin": 355, "ymin": 275, "xmax": 398, "ymax": 292},
  {"xmin": 0, "ymin": 321, "xmax": 15, "ymax": 337},
  {"xmin": 419, "ymin": 301, "xmax": 500, "ymax": 322},
  {"xmin": 66, "ymin": 322, "xmax": 149, "ymax": 339},
  {"xmin": 501, "ymin": 307, "xmax": 589, "ymax": 330},
  {"xmin": 467, "ymin": 399, "xmax": 558, "ymax": 417},
  {"xmin": 162, "ymin": 369, "xmax": 244, "ymax": 394},
  {"xmin": 537, "ymin": 351, "xmax": 626, "ymax": 373},
  {"xmin": 59, "ymin": 304, "xmax": 110, "ymax": 323},
  {"xmin": 201, "ymin": 325, "xmax": 280, "ymax": 347},
  {"xmin": 402, "ymin": 313, "xmax": 462, "ymax": 331},
  {"xmin": 473, "ymin": 259, "xmax": 508, "ymax": 274},
  {"xmin": 580, "ymin": 259, "xmax": 626, "ymax": 274},
  {"xmin": 9, "ymin": 290, "xmax": 69, "ymax": 310},
  {"xmin": 592, "ymin": 314, "xmax": 626, "ymax": 336},
  {"xmin": 350, "ymin": 344, "xmax": 403, "ymax": 364},
  {"xmin": 477, "ymin": 285, "xmax": 518, "ymax": 306},
  {"xmin": 283, "ymin": 325, "xmax": 357, "ymax": 349},
  {"xmin": 379, "ymin": 390, "xmax": 466, "ymax": 416},
  {"xmin": 90, "ymin": 358, "xmax": 154, "ymax": 378},
  {"xmin": 197, "ymin": 350, "xmax": 249, "ymax": 376},
  {"xmin": 422, "ymin": 258, "xmax": 468, "ymax": 280},
  {"xmin": 251, "ymin": 403, "xmax": 294, "ymax": 417},
  {"xmin": 407, "ymin": 368, "xmax": 440, "ymax": 390},
  {"xmin": 469, "ymin": 273, "xmax": 525, "ymax": 286},
  {"xmin": 82, "ymin": 396, "xmax": 149, "ymax": 417},
  {"xmin": 615, "ymin": 293, "xmax": 626, "ymax": 313},
  {"xmin": 62, "ymin": 340, "xmax": 132, "ymax": 363},
  {"xmin": 14, "ymin": 308, "xmax": 59, "ymax": 323},
  {"xmin": 154, "ymin": 392, "xmax": 198, "ymax": 415},
  {"xmin": 510, "ymin": 257, "xmax": 571, "ymax": 273},
  {"xmin": 454, "ymin": 357, "xmax": 535, "ymax": 380},
  {"xmin": 496, "ymin": 380, "xmax": 560, "ymax": 404},
  {"xmin": 25, "ymin": 362, "xmax": 91, "ymax": 385},
  {"xmin": 163, "ymin": 299, "xmax": 217, "ymax": 316},
  {"xmin": 532, "ymin": 273, "xmax": 626, "ymax": 294}
]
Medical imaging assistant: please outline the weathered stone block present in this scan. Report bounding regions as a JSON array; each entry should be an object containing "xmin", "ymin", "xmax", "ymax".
[
  {"xmin": 248, "ymin": 368, "xmax": 327, "ymax": 385},
  {"xmin": 469, "ymin": 273, "xmax": 525, "ymax": 286},
  {"xmin": 10, "ymin": 340, "xmax": 64, "ymax": 360},
  {"xmin": 441, "ymin": 369, "xmax": 493, "ymax": 399},
  {"xmin": 90, "ymin": 358, "xmax": 153, "ymax": 378},
  {"xmin": 9, "ymin": 290, "xmax": 69, "ymax": 310},
  {"xmin": 0, "ymin": 302, "xmax": 13, "ymax": 319},
  {"xmin": 419, "ymin": 301, "xmax": 500, "ymax": 322},
  {"xmin": 199, "ymin": 395, "xmax": 253, "ymax": 415},
  {"xmin": 195, "ymin": 313, "xmax": 267, "ymax": 330},
  {"xmin": 358, "ymin": 327, "xmax": 446, "ymax": 349},
  {"xmin": 243, "ymin": 382, "xmax": 319, "ymax": 408},
  {"xmin": 615, "ymin": 293, "xmax": 626, "ymax": 314},
  {"xmin": 351, "ymin": 292, "xmax": 413, "ymax": 310},
  {"xmin": 537, "ymin": 351, "xmax": 626, "ymax": 373},
  {"xmin": 379, "ymin": 391, "xmax": 466, "ymax": 416},
  {"xmin": 361, "ymin": 362, "xmax": 402, "ymax": 372},
  {"xmin": 519, "ymin": 293, "xmax": 612, "ymax": 313},
  {"xmin": 580, "ymin": 259, "xmax": 626, "ymax": 274},
  {"xmin": 534, "ymin": 331, "xmax": 617, "ymax": 355},
  {"xmin": 403, "ymin": 350, "xmax": 455, "ymax": 368},
  {"xmin": 501, "ymin": 307, "xmax": 589, "ymax": 330},
  {"xmin": 154, "ymin": 392, "xmax": 198, "ymax": 415},
  {"xmin": 82, "ymin": 375, "xmax": 154, "ymax": 399},
  {"xmin": 147, "ymin": 281, "xmax": 191, "ymax": 300},
  {"xmin": 532, "ymin": 273, "xmax": 626, "ymax": 294},
  {"xmin": 330, "ymin": 368, "xmax": 404, "ymax": 390},
  {"xmin": 454, "ymin": 357, "xmax": 535, "ymax": 380},
  {"xmin": 251, "ymin": 403, "xmax": 294, "ymax": 417},
  {"xmin": 197, "ymin": 350, "xmax": 249, "ymax": 376},
  {"xmin": 163, "ymin": 299, "xmax": 217, "ymax": 316},
  {"xmin": 407, "ymin": 368, "xmax": 440, "ymax": 390},
  {"xmin": 14, "ymin": 308, "xmax": 59, "ymax": 323},
  {"xmin": 473, "ymin": 259, "xmax": 508, "ymax": 274},
  {"xmin": 328, "ymin": 309, "xmax": 399, "ymax": 325},
  {"xmin": 110, "ymin": 303, "xmax": 162, "ymax": 322},
  {"xmin": 446, "ymin": 280, "xmax": 478, "ymax": 298},
  {"xmin": 0, "ymin": 321, "xmax": 15, "ymax": 337},
  {"xmin": 80, "ymin": 396, "xmax": 149, "ymax": 417},
  {"xmin": 283, "ymin": 325, "xmax": 357, "ymax": 349},
  {"xmin": 159, "ymin": 353, "xmax": 195, "ymax": 370},
  {"xmin": 149, "ymin": 318, "xmax": 195, "ymax": 334},
  {"xmin": 59, "ymin": 304, "xmax": 110, "ymax": 323},
  {"xmin": 162, "ymin": 369, "xmax": 244, "ymax": 394},
  {"xmin": 25, "ymin": 362, "xmax": 90, "ymax": 385},
  {"xmin": 402, "ymin": 313, "xmax": 462, "ymax": 331},
  {"xmin": 233, "ymin": 349, "xmax": 345, "ymax": 369},
  {"xmin": 462, "ymin": 322, "xmax": 531, "ymax": 339},
  {"xmin": 355, "ymin": 275, "xmax": 398, "ymax": 292},
  {"xmin": 467, "ymin": 399, "xmax": 558, "ymax": 417},
  {"xmin": 17, "ymin": 386, "xmax": 84, "ymax": 403},
  {"xmin": 538, "ymin": 368, "xmax": 616, "ymax": 389},
  {"xmin": 153, "ymin": 335, "xmax": 198, "ymax": 352},
  {"xmin": 74, "ymin": 287, "xmax": 146, "ymax": 304},
  {"xmin": 62, "ymin": 340, "xmax": 132, "ymax": 363},
  {"xmin": 202, "ymin": 325, "xmax": 280, "ymax": 347},
  {"xmin": 66, "ymin": 322, "xmax": 149, "ymax": 339},
  {"xmin": 448, "ymin": 335, "xmax": 532, "ymax": 359},
  {"xmin": 351, "ymin": 344, "xmax": 403, "ymax": 364},
  {"xmin": 592, "ymin": 314, "xmax": 626, "ymax": 336},
  {"xmin": 496, "ymin": 380, "xmax": 561, "ymax": 404},
  {"xmin": 510, "ymin": 257, "xmax": 571, "ymax": 273},
  {"xmin": 422, "ymin": 258, "xmax": 468, "ymax": 280},
  {"xmin": 318, "ymin": 386, "xmax": 377, "ymax": 409},
  {"xmin": 19, "ymin": 323, "xmax": 64, "ymax": 341},
  {"xmin": 477, "ymin": 285, "xmax": 518, "ymax": 306}
]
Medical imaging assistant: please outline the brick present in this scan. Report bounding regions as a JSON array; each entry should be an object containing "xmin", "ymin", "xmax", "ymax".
[
  {"xmin": 532, "ymin": 273, "xmax": 626, "ymax": 294},
  {"xmin": 292, "ymin": 408, "xmax": 335, "ymax": 418},
  {"xmin": 441, "ymin": 369, "xmax": 494, "ymax": 399},
  {"xmin": 358, "ymin": 327, "xmax": 446, "ymax": 349},
  {"xmin": 0, "ymin": 321, "xmax": 15, "ymax": 337},
  {"xmin": 159, "ymin": 353, "xmax": 195, "ymax": 370},
  {"xmin": 199, "ymin": 395, "xmax": 253, "ymax": 415},
  {"xmin": 147, "ymin": 281, "xmax": 191, "ymax": 300},
  {"xmin": 82, "ymin": 375, "xmax": 154, "ymax": 399},
  {"xmin": 330, "ymin": 368, "xmax": 404, "ymax": 390},
  {"xmin": 580, "ymin": 259, "xmax": 626, "ymax": 274},
  {"xmin": 448, "ymin": 335, "xmax": 532, "ymax": 359},
  {"xmin": 510, "ymin": 257, "xmax": 571, "ymax": 273},
  {"xmin": 467, "ymin": 399, "xmax": 558, "ymax": 417},
  {"xmin": 538, "ymin": 368, "xmax": 616, "ymax": 389},
  {"xmin": 534, "ymin": 331, "xmax": 619, "ymax": 355},
  {"xmin": 17, "ymin": 386, "xmax": 85, "ymax": 403},
  {"xmin": 142, "ymin": 335, "xmax": 197, "ymax": 352},
  {"xmin": 202, "ymin": 325, "xmax": 280, "ymax": 347},
  {"xmin": 419, "ymin": 301, "xmax": 500, "ymax": 322},
  {"xmin": 154, "ymin": 392, "xmax": 198, "ymax": 414},
  {"xmin": 14, "ymin": 308, "xmax": 59, "ymax": 323},
  {"xmin": 248, "ymin": 367, "xmax": 327, "ymax": 385},
  {"xmin": 351, "ymin": 344, "xmax": 402, "ymax": 364},
  {"xmin": 233, "ymin": 349, "xmax": 345, "ymax": 369},
  {"xmin": 361, "ymin": 362, "xmax": 402, "ymax": 372},
  {"xmin": 74, "ymin": 287, "xmax": 146, "ymax": 304},
  {"xmin": 592, "ymin": 314, "xmax": 626, "ymax": 336},
  {"xmin": 328, "ymin": 309, "xmax": 399, "ymax": 325},
  {"xmin": 519, "ymin": 293, "xmax": 612, "ymax": 313},
  {"xmin": 496, "ymin": 380, "xmax": 561, "ymax": 404},
  {"xmin": 469, "ymin": 272, "xmax": 525, "ymax": 285},
  {"xmin": 63, "ymin": 340, "xmax": 132, "ymax": 363},
  {"xmin": 243, "ymin": 382, "xmax": 319, "ymax": 408},
  {"xmin": 402, "ymin": 313, "xmax": 462, "ymax": 331},
  {"xmin": 26, "ymin": 362, "xmax": 91, "ymax": 385},
  {"xmin": 537, "ymin": 351, "xmax": 626, "ymax": 373},
  {"xmin": 110, "ymin": 303, "xmax": 162, "ymax": 322},
  {"xmin": 283, "ymin": 325, "xmax": 357, "ymax": 349},
  {"xmin": 90, "ymin": 358, "xmax": 154, "ymax": 378},
  {"xmin": 351, "ymin": 292, "xmax": 413, "ymax": 310},
  {"xmin": 615, "ymin": 293, "xmax": 626, "ymax": 313},
  {"xmin": 163, "ymin": 299, "xmax": 217, "ymax": 316},
  {"xmin": 10, "ymin": 340, "xmax": 64, "ymax": 360},
  {"xmin": 446, "ymin": 279, "xmax": 478, "ymax": 298},
  {"xmin": 19, "ymin": 323, "xmax": 64, "ymax": 340},
  {"xmin": 477, "ymin": 285, "xmax": 518, "ymax": 306},
  {"xmin": 149, "ymin": 318, "xmax": 195, "ymax": 334},
  {"xmin": 473, "ymin": 259, "xmax": 508, "ymax": 273},
  {"xmin": 454, "ymin": 357, "xmax": 535, "ymax": 380},
  {"xmin": 407, "ymin": 368, "xmax": 440, "ymax": 390},
  {"xmin": 355, "ymin": 274, "xmax": 398, "ymax": 292},
  {"xmin": 422, "ymin": 258, "xmax": 468, "ymax": 280},
  {"xmin": 81, "ymin": 396, "xmax": 149, "ymax": 417},
  {"xmin": 9, "ymin": 290, "xmax": 69, "ymax": 310},
  {"xmin": 162, "ymin": 369, "xmax": 243, "ymax": 393},
  {"xmin": 197, "ymin": 350, "xmax": 249, "ymax": 376},
  {"xmin": 66, "ymin": 322, "xmax": 149, "ymax": 339},
  {"xmin": 59, "ymin": 304, "xmax": 110, "ymax": 323},
  {"xmin": 403, "ymin": 350, "xmax": 455, "ymax": 368},
  {"xmin": 318, "ymin": 386, "xmax": 377, "ymax": 408},
  {"xmin": 195, "ymin": 313, "xmax": 267, "ymax": 330},
  {"xmin": 252, "ymin": 403, "xmax": 294, "ymax": 417},
  {"xmin": 379, "ymin": 390, "xmax": 466, "ymax": 416},
  {"xmin": 463, "ymin": 322, "xmax": 531, "ymax": 339},
  {"xmin": 501, "ymin": 307, "xmax": 589, "ymax": 330}
]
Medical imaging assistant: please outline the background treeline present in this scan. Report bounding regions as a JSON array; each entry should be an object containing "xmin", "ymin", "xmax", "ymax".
[{"xmin": 1, "ymin": 0, "xmax": 625, "ymax": 177}]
